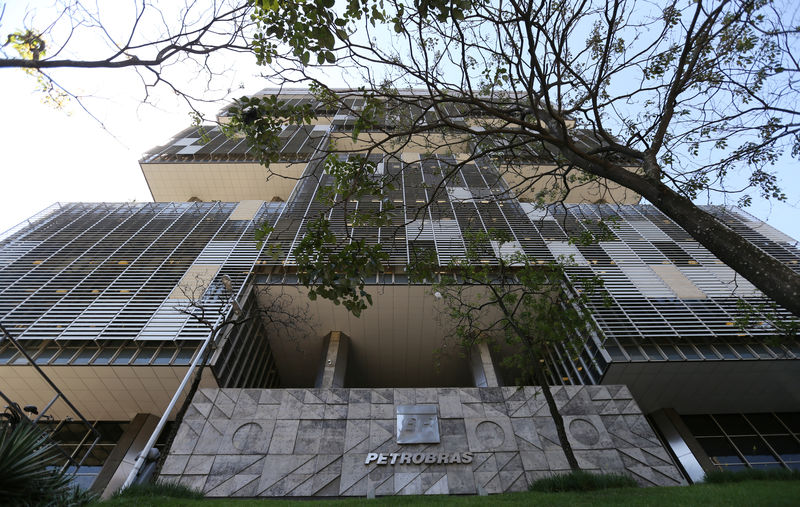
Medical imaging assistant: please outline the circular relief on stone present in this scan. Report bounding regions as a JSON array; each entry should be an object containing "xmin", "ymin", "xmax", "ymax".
[
  {"xmin": 232, "ymin": 422, "xmax": 262, "ymax": 451},
  {"xmin": 569, "ymin": 418, "xmax": 600, "ymax": 446},
  {"xmin": 475, "ymin": 420, "xmax": 505, "ymax": 449}
]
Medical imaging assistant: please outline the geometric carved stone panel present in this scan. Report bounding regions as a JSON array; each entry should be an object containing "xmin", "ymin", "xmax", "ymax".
[{"xmin": 159, "ymin": 385, "xmax": 686, "ymax": 496}]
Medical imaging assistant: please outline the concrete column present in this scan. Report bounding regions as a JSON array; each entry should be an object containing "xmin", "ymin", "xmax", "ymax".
[
  {"xmin": 650, "ymin": 408, "xmax": 711, "ymax": 483},
  {"xmin": 91, "ymin": 413, "xmax": 159, "ymax": 498},
  {"xmin": 315, "ymin": 331, "xmax": 350, "ymax": 388},
  {"xmin": 469, "ymin": 343, "xmax": 502, "ymax": 387}
]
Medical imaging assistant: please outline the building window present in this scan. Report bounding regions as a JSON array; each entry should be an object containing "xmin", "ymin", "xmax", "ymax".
[{"xmin": 683, "ymin": 412, "xmax": 800, "ymax": 471}]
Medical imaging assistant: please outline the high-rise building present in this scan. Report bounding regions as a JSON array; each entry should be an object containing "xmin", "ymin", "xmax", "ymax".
[{"xmin": 1, "ymin": 90, "xmax": 798, "ymax": 497}]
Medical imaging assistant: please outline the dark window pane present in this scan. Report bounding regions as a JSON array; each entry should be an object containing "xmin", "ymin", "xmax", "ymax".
[
  {"xmin": 92, "ymin": 348, "xmax": 116, "ymax": 365},
  {"xmin": 777, "ymin": 413, "xmax": 800, "ymax": 433},
  {"xmin": 0, "ymin": 348, "xmax": 18, "ymax": 364},
  {"xmin": 153, "ymin": 347, "xmax": 174, "ymax": 365},
  {"xmin": 731, "ymin": 436, "xmax": 777, "ymax": 463},
  {"xmin": 95, "ymin": 422, "xmax": 127, "ymax": 443},
  {"xmin": 732, "ymin": 344, "xmax": 755, "ymax": 359},
  {"xmin": 605, "ymin": 345, "xmax": 626, "ymax": 361},
  {"xmin": 65, "ymin": 465, "xmax": 104, "ymax": 474},
  {"xmin": 660, "ymin": 345, "xmax": 682, "ymax": 360},
  {"xmin": 715, "ymin": 414, "xmax": 755, "ymax": 435},
  {"xmin": 696, "ymin": 344, "xmax": 719, "ymax": 359},
  {"xmin": 133, "ymin": 347, "xmax": 157, "ymax": 365},
  {"xmin": 642, "ymin": 345, "xmax": 664, "ymax": 360},
  {"xmin": 112, "ymin": 347, "xmax": 136, "ymax": 365},
  {"xmin": 750, "ymin": 343, "xmax": 774, "ymax": 359},
  {"xmin": 84, "ymin": 445, "xmax": 113, "ymax": 466},
  {"xmin": 683, "ymin": 415, "xmax": 721, "ymax": 437},
  {"xmin": 746, "ymin": 414, "xmax": 787, "ymax": 434},
  {"xmin": 53, "ymin": 348, "xmax": 78, "ymax": 365},
  {"xmin": 625, "ymin": 345, "xmax": 646, "ymax": 361},
  {"xmin": 765, "ymin": 436, "xmax": 800, "ymax": 462},
  {"xmin": 71, "ymin": 474, "xmax": 97, "ymax": 490},
  {"xmin": 750, "ymin": 463, "xmax": 782, "ymax": 470},
  {"xmin": 174, "ymin": 347, "xmax": 195, "ymax": 365},
  {"xmin": 698, "ymin": 437, "xmax": 743, "ymax": 465},
  {"xmin": 720, "ymin": 464, "xmax": 748, "ymax": 472},
  {"xmin": 72, "ymin": 348, "xmax": 96, "ymax": 365},
  {"xmin": 714, "ymin": 344, "xmax": 737, "ymax": 359},
  {"xmin": 53, "ymin": 422, "xmax": 90, "ymax": 442},
  {"xmin": 36, "ymin": 347, "xmax": 59, "ymax": 364},
  {"xmin": 678, "ymin": 344, "xmax": 701, "ymax": 360}
]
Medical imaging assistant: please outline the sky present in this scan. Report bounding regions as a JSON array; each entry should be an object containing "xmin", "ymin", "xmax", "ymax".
[
  {"xmin": 1, "ymin": 2, "xmax": 799, "ymax": 242},
  {"xmin": 0, "ymin": 0, "xmax": 272, "ymax": 233},
  {"xmin": 0, "ymin": 68, "xmax": 249, "ymax": 231},
  {"xmin": 0, "ymin": 1, "xmax": 265, "ymax": 234},
  {"xmin": 1, "ymin": 70, "xmax": 170, "ymax": 228}
]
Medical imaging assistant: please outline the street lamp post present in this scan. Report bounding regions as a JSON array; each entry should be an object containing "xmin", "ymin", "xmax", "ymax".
[
  {"xmin": 121, "ymin": 328, "xmax": 217, "ymax": 489},
  {"xmin": 122, "ymin": 278, "xmax": 244, "ymax": 490}
]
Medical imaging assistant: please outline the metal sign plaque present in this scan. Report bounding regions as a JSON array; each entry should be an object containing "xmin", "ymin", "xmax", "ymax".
[{"xmin": 396, "ymin": 404, "xmax": 440, "ymax": 444}]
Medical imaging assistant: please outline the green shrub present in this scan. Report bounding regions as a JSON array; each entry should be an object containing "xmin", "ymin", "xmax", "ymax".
[
  {"xmin": 111, "ymin": 480, "xmax": 203, "ymax": 500},
  {"xmin": 53, "ymin": 486, "xmax": 98, "ymax": 507},
  {"xmin": 0, "ymin": 422, "xmax": 80, "ymax": 505},
  {"xmin": 704, "ymin": 468, "xmax": 800, "ymax": 484},
  {"xmin": 529, "ymin": 470, "xmax": 639, "ymax": 492}
]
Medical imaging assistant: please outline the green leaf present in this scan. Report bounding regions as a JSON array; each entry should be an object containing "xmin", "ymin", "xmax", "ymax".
[
  {"xmin": 0, "ymin": 423, "xmax": 75, "ymax": 504},
  {"xmin": 321, "ymin": 29, "xmax": 335, "ymax": 49}
]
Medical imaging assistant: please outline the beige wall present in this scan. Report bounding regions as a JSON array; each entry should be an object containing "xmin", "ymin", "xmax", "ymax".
[
  {"xmin": 502, "ymin": 164, "xmax": 641, "ymax": 204},
  {"xmin": 0, "ymin": 364, "xmax": 218, "ymax": 421},
  {"xmin": 142, "ymin": 162, "xmax": 304, "ymax": 202},
  {"xmin": 255, "ymin": 285, "xmax": 477, "ymax": 388},
  {"xmin": 143, "ymin": 135, "xmax": 639, "ymax": 206}
]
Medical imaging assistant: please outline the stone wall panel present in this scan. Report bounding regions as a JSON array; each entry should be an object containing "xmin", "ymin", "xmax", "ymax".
[{"xmin": 162, "ymin": 386, "xmax": 686, "ymax": 496}]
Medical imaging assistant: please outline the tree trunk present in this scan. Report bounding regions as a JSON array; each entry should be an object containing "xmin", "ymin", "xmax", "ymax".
[
  {"xmin": 530, "ymin": 351, "xmax": 581, "ymax": 472},
  {"xmin": 644, "ymin": 182, "xmax": 800, "ymax": 314},
  {"xmin": 568, "ymin": 152, "xmax": 800, "ymax": 318},
  {"xmin": 501, "ymin": 306, "xmax": 581, "ymax": 472}
]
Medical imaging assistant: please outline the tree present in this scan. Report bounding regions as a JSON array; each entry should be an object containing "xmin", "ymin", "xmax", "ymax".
[
  {"xmin": 4, "ymin": 1, "xmax": 798, "ymax": 314},
  {"xmin": 1, "ymin": 1, "xmax": 254, "ymax": 113},
  {"xmin": 410, "ymin": 229, "xmax": 604, "ymax": 471},
  {"xmin": 231, "ymin": 0, "xmax": 800, "ymax": 317}
]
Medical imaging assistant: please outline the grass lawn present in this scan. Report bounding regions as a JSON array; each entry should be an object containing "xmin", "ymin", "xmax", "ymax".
[{"xmin": 96, "ymin": 479, "xmax": 800, "ymax": 506}]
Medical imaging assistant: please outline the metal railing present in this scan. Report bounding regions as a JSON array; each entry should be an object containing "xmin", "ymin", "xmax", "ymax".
[{"xmin": 0, "ymin": 323, "xmax": 101, "ymax": 475}]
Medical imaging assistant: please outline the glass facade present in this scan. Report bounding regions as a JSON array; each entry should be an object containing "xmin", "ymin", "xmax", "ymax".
[
  {"xmin": 1, "ymin": 196, "xmax": 797, "ymax": 387},
  {"xmin": 51, "ymin": 420, "xmax": 127, "ymax": 490},
  {"xmin": 0, "ymin": 201, "xmax": 283, "ymax": 393},
  {"xmin": 683, "ymin": 413, "xmax": 800, "ymax": 471},
  {"xmin": 0, "ymin": 339, "xmax": 201, "ymax": 367}
]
